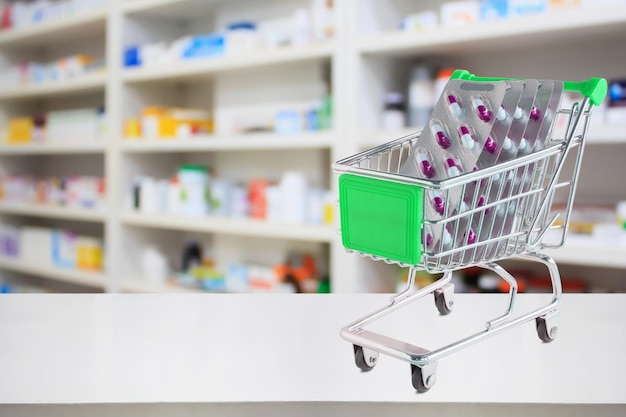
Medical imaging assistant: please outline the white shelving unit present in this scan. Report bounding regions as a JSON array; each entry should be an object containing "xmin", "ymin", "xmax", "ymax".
[
  {"xmin": 122, "ymin": 42, "xmax": 335, "ymax": 83},
  {"xmin": 0, "ymin": 202, "xmax": 106, "ymax": 222},
  {"xmin": 0, "ymin": 8, "xmax": 106, "ymax": 48},
  {"xmin": 0, "ymin": 256, "xmax": 106, "ymax": 289},
  {"xmin": 121, "ymin": 211, "xmax": 336, "ymax": 242},
  {"xmin": 0, "ymin": 72, "xmax": 107, "ymax": 101},
  {"xmin": 0, "ymin": 142, "xmax": 106, "ymax": 155},
  {"xmin": 120, "ymin": 131, "xmax": 335, "ymax": 153},
  {"xmin": 1, "ymin": 0, "xmax": 625, "ymax": 293}
]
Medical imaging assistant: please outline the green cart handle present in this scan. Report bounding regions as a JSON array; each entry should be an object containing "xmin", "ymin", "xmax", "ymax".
[{"xmin": 450, "ymin": 69, "xmax": 607, "ymax": 106}]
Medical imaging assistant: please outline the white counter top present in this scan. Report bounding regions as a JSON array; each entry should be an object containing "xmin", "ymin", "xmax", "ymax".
[{"xmin": 0, "ymin": 293, "xmax": 625, "ymax": 416}]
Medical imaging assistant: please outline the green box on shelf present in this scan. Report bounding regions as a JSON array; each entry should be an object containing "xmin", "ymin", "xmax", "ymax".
[{"xmin": 339, "ymin": 174, "xmax": 424, "ymax": 265}]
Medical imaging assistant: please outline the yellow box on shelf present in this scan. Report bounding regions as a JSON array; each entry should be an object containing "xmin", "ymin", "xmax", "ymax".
[
  {"xmin": 125, "ymin": 107, "xmax": 213, "ymax": 140},
  {"xmin": 76, "ymin": 237, "xmax": 103, "ymax": 271},
  {"xmin": 6, "ymin": 118, "xmax": 33, "ymax": 143}
]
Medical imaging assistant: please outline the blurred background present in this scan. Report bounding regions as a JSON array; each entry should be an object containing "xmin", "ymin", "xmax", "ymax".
[{"xmin": 0, "ymin": 0, "xmax": 625, "ymax": 295}]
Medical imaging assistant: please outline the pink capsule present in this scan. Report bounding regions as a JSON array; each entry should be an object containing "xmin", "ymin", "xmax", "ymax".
[
  {"xmin": 447, "ymin": 94, "xmax": 462, "ymax": 118},
  {"xmin": 530, "ymin": 106, "xmax": 541, "ymax": 121},
  {"xmin": 431, "ymin": 122, "xmax": 451, "ymax": 149},
  {"xmin": 417, "ymin": 151, "xmax": 436, "ymax": 178},
  {"xmin": 473, "ymin": 97, "xmax": 492, "ymax": 122},
  {"xmin": 445, "ymin": 157, "xmax": 461, "ymax": 177},
  {"xmin": 484, "ymin": 136, "xmax": 497, "ymax": 154},
  {"xmin": 433, "ymin": 195, "xmax": 445, "ymax": 215},
  {"xmin": 467, "ymin": 229, "xmax": 476, "ymax": 244},
  {"xmin": 426, "ymin": 233, "xmax": 433, "ymax": 247},
  {"xmin": 458, "ymin": 125, "xmax": 475, "ymax": 151}
]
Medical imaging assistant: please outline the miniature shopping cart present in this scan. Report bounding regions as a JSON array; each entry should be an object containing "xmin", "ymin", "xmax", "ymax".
[{"xmin": 334, "ymin": 71, "xmax": 607, "ymax": 392}]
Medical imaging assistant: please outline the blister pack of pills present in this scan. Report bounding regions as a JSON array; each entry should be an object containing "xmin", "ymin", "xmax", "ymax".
[
  {"xmin": 400, "ymin": 79, "xmax": 509, "ymax": 182},
  {"xmin": 397, "ymin": 75, "xmax": 565, "ymax": 258}
]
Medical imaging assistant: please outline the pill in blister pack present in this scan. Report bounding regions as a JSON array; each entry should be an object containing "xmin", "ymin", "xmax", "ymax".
[
  {"xmin": 431, "ymin": 120, "xmax": 452, "ymax": 149},
  {"xmin": 458, "ymin": 125, "xmax": 477, "ymax": 151},
  {"xmin": 502, "ymin": 136, "xmax": 515, "ymax": 152},
  {"xmin": 446, "ymin": 93, "xmax": 463, "ymax": 118},
  {"xmin": 484, "ymin": 136, "xmax": 497, "ymax": 154},
  {"xmin": 529, "ymin": 106, "xmax": 541, "ymax": 121},
  {"xmin": 444, "ymin": 155, "xmax": 462, "ymax": 177},
  {"xmin": 430, "ymin": 190, "xmax": 446, "ymax": 215},
  {"xmin": 416, "ymin": 147, "xmax": 436, "ymax": 178},
  {"xmin": 472, "ymin": 96, "xmax": 493, "ymax": 122},
  {"xmin": 496, "ymin": 106, "xmax": 507, "ymax": 121},
  {"xmin": 423, "ymin": 224, "xmax": 452, "ymax": 251},
  {"xmin": 518, "ymin": 137, "xmax": 531, "ymax": 154},
  {"xmin": 466, "ymin": 229, "xmax": 477, "ymax": 245}
]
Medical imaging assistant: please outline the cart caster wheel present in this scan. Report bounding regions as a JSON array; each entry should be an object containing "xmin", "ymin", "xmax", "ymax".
[
  {"xmin": 536, "ymin": 316, "xmax": 557, "ymax": 343},
  {"xmin": 434, "ymin": 284, "xmax": 454, "ymax": 316},
  {"xmin": 353, "ymin": 345, "xmax": 378, "ymax": 371},
  {"xmin": 411, "ymin": 364, "xmax": 436, "ymax": 393}
]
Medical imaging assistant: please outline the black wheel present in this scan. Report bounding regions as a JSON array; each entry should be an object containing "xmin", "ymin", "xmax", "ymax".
[
  {"xmin": 353, "ymin": 345, "xmax": 377, "ymax": 371},
  {"xmin": 434, "ymin": 290, "xmax": 452, "ymax": 315},
  {"xmin": 411, "ymin": 364, "xmax": 434, "ymax": 393},
  {"xmin": 536, "ymin": 317, "xmax": 557, "ymax": 343}
]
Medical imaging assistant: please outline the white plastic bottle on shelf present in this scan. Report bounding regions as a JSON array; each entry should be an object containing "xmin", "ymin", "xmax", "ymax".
[
  {"xmin": 178, "ymin": 165, "xmax": 210, "ymax": 217},
  {"xmin": 280, "ymin": 171, "xmax": 308, "ymax": 223},
  {"xmin": 139, "ymin": 177, "xmax": 158, "ymax": 213},
  {"xmin": 408, "ymin": 65, "xmax": 435, "ymax": 128}
]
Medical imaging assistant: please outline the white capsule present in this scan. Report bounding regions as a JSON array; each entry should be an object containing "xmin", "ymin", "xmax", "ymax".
[
  {"xmin": 460, "ymin": 201, "xmax": 469, "ymax": 213},
  {"xmin": 496, "ymin": 106, "xmax": 507, "ymax": 121},
  {"xmin": 502, "ymin": 136, "xmax": 515, "ymax": 151},
  {"xmin": 513, "ymin": 106, "xmax": 523, "ymax": 120},
  {"xmin": 518, "ymin": 137, "xmax": 529, "ymax": 153},
  {"xmin": 442, "ymin": 229, "xmax": 453, "ymax": 246}
]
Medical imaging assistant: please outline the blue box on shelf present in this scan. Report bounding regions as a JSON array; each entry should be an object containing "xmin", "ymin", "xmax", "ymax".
[{"xmin": 182, "ymin": 34, "xmax": 226, "ymax": 59}]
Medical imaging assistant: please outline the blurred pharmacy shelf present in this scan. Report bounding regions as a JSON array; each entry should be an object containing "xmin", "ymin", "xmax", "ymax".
[
  {"xmin": 121, "ymin": 211, "xmax": 336, "ymax": 243},
  {"xmin": 357, "ymin": 128, "xmax": 420, "ymax": 150},
  {"xmin": 0, "ymin": 256, "xmax": 106, "ymax": 289},
  {"xmin": 0, "ymin": 72, "xmax": 107, "ymax": 101},
  {"xmin": 0, "ymin": 9, "xmax": 106, "ymax": 49},
  {"xmin": 120, "ymin": 131, "xmax": 335, "ymax": 153},
  {"xmin": 357, "ymin": 8, "xmax": 626, "ymax": 56},
  {"xmin": 0, "ymin": 202, "xmax": 106, "ymax": 222},
  {"xmin": 543, "ymin": 236, "xmax": 626, "ymax": 270},
  {"xmin": 122, "ymin": 42, "xmax": 335, "ymax": 84},
  {"xmin": 0, "ymin": 142, "xmax": 106, "ymax": 155},
  {"xmin": 122, "ymin": 0, "xmax": 222, "ymax": 17},
  {"xmin": 586, "ymin": 125, "xmax": 626, "ymax": 144},
  {"xmin": 118, "ymin": 278, "xmax": 204, "ymax": 293},
  {"xmin": 1, "ymin": 0, "xmax": 625, "ymax": 294}
]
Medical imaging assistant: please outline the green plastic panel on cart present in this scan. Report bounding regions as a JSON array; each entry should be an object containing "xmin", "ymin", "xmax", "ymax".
[{"xmin": 339, "ymin": 174, "xmax": 424, "ymax": 265}]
